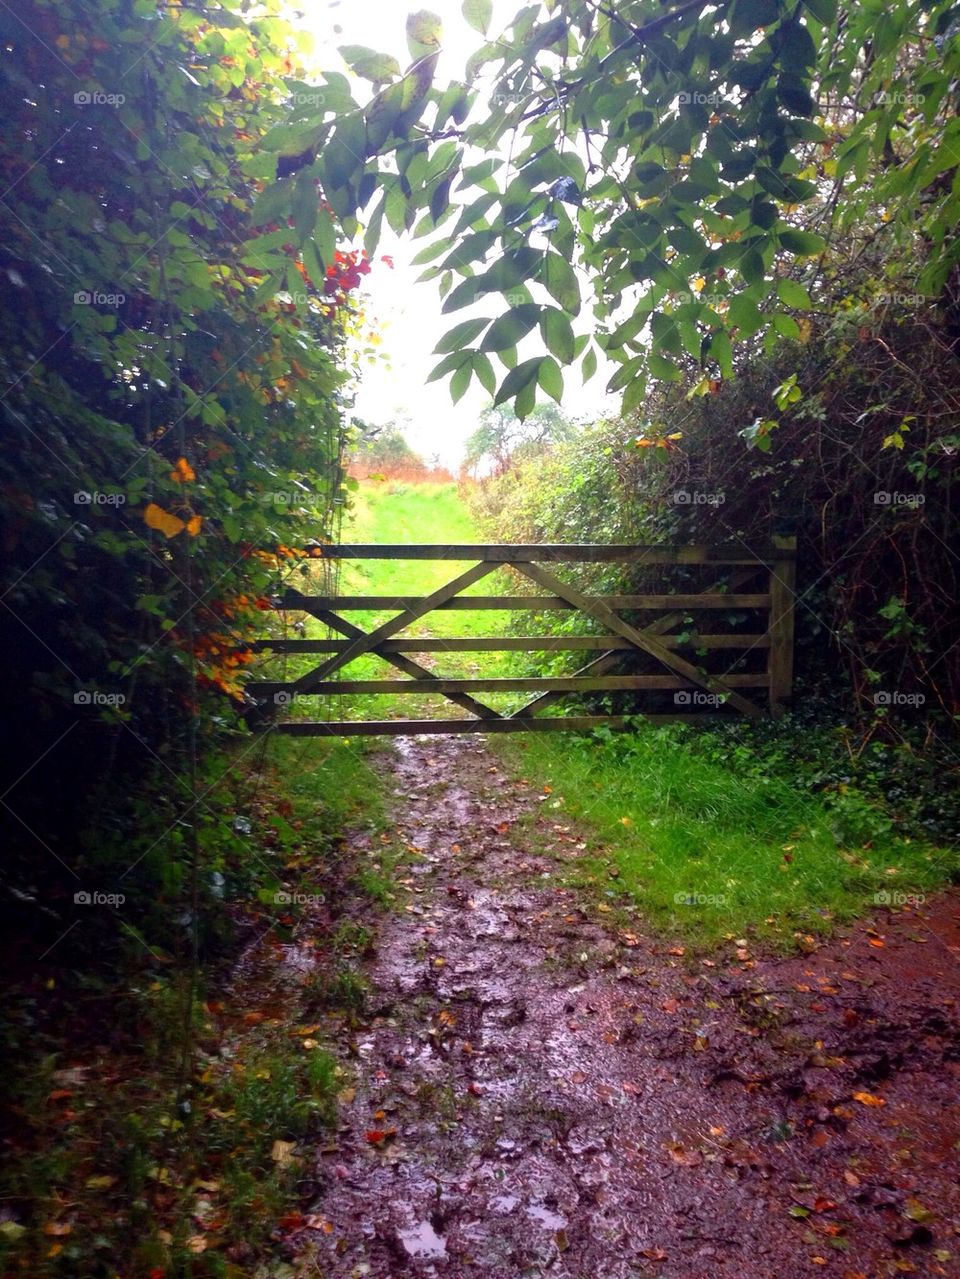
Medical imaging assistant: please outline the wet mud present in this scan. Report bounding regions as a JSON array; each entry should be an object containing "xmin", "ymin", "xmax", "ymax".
[{"xmin": 278, "ymin": 736, "xmax": 960, "ymax": 1279}]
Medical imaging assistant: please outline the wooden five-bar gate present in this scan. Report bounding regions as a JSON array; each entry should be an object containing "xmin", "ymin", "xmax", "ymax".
[{"xmin": 248, "ymin": 538, "xmax": 796, "ymax": 736}]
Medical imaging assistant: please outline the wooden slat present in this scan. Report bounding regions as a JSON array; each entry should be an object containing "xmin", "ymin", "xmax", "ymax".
[
  {"xmin": 247, "ymin": 674, "xmax": 771, "ymax": 696},
  {"xmin": 515, "ymin": 562, "xmax": 764, "ymax": 719},
  {"xmin": 275, "ymin": 593, "xmax": 771, "ymax": 612},
  {"xmin": 768, "ymin": 535, "xmax": 797, "ymax": 715},
  {"xmin": 247, "ymin": 634, "xmax": 771, "ymax": 654},
  {"xmin": 285, "ymin": 599, "xmax": 501, "ymax": 721},
  {"xmin": 288, "ymin": 561, "xmax": 499, "ymax": 694},
  {"xmin": 274, "ymin": 714, "xmax": 742, "ymax": 737},
  {"xmin": 307, "ymin": 543, "xmax": 793, "ymax": 564}
]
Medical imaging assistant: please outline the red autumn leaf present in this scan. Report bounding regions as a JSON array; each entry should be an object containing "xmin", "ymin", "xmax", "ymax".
[{"xmin": 364, "ymin": 1127, "xmax": 397, "ymax": 1144}]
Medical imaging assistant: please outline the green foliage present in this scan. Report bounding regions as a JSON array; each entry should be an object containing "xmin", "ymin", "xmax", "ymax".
[
  {"xmin": 351, "ymin": 421, "xmax": 429, "ymax": 473},
  {"xmin": 0, "ymin": 0, "xmax": 372, "ymax": 945},
  {"xmin": 470, "ymin": 269, "xmax": 959, "ymax": 726},
  {"xmin": 248, "ymin": 0, "xmax": 959, "ymax": 416}
]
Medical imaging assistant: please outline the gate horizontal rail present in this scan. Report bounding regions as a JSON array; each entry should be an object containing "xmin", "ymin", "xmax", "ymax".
[
  {"xmin": 248, "ymin": 538, "xmax": 796, "ymax": 736},
  {"xmin": 248, "ymin": 634, "xmax": 772, "ymax": 653},
  {"xmin": 270, "ymin": 592, "xmax": 772, "ymax": 610},
  {"xmin": 311, "ymin": 543, "xmax": 794, "ymax": 564}
]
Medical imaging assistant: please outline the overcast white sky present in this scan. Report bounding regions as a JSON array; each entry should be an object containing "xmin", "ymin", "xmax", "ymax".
[{"xmin": 300, "ymin": 0, "xmax": 619, "ymax": 466}]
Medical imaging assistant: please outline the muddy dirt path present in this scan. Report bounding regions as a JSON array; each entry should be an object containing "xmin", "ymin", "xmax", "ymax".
[{"xmin": 286, "ymin": 736, "xmax": 960, "ymax": 1279}]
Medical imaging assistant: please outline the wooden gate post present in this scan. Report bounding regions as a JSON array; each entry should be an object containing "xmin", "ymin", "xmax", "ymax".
[{"xmin": 768, "ymin": 534, "xmax": 797, "ymax": 716}]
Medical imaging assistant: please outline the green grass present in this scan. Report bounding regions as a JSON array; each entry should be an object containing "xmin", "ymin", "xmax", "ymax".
[{"xmin": 498, "ymin": 725, "xmax": 955, "ymax": 947}]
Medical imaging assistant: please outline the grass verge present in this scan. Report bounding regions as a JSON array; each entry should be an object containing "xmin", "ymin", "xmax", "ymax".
[
  {"xmin": 498, "ymin": 722, "xmax": 957, "ymax": 949},
  {"xmin": 0, "ymin": 731, "xmax": 397, "ymax": 1278}
]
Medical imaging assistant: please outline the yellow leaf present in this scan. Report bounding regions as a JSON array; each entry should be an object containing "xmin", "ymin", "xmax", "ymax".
[
  {"xmin": 186, "ymin": 1235, "xmax": 208, "ymax": 1253},
  {"xmin": 271, "ymin": 1139, "xmax": 297, "ymax": 1166},
  {"xmin": 185, "ymin": 514, "xmax": 203, "ymax": 537},
  {"xmin": 144, "ymin": 502, "xmax": 185, "ymax": 539},
  {"xmin": 170, "ymin": 456, "xmax": 196, "ymax": 482},
  {"xmin": 852, "ymin": 1090, "xmax": 885, "ymax": 1107}
]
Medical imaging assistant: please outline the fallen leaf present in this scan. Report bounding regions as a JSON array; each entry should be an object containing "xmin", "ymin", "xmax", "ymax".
[
  {"xmin": 364, "ymin": 1127, "xmax": 397, "ymax": 1144},
  {"xmin": 852, "ymin": 1091, "xmax": 885, "ymax": 1107},
  {"xmin": 667, "ymin": 1142, "xmax": 702, "ymax": 1167},
  {"xmin": 904, "ymin": 1197, "xmax": 935, "ymax": 1224},
  {"xmin": 271, "ymin": 1139, "xmax": 297, "ymax": 1166},
  {"xmin": 304, "ymin": 1215, "xmax": 335, "ymax": 1233}
]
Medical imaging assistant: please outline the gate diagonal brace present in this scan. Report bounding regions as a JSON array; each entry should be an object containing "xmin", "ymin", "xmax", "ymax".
[
  {"xmin": 289, "ymin": 559, "xmax": 502, "ymax": 695},
  {"xmin": 299, "ymin": 598, "xmax": 503, "ymax": 721},
  {"xmin": 291, "ymin": 600, "xmax": 502, "ymax": 721},
  {"xmin": 510, "ymin": 566, "xmax": 762, "ymax": 719},
  {"xmin": 513, "ymin": 562, "xmax": 763, "ymax": 719}
]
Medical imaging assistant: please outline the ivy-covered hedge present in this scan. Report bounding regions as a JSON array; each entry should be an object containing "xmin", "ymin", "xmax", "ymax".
[
  {"xmin": 472, "ymin": 285, "xmax": 958, "ymax": 720},
  {"xmin": 0, "ymin": 0, "xmax": 368, "ymax": 951}
]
